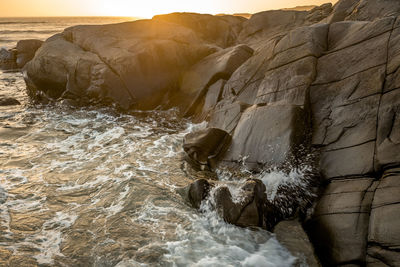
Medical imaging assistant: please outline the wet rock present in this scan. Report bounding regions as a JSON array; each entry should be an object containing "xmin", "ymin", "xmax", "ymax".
[
  {"xmin": 15, "ymin": 39, "xmax": 43, "ymax": 68},
  {"xmin": 186, "ymin": 178, "xmax": 280, "ymax": 230},
  {"xmin": 222, "ymin": 104, "xmax": 308, "ymax": 171},
  {"xmin": 0, "ymin": 97, "xmax": 21, "ymax": 106},
  {"xmin": 274, "ymin": 219, "xmax": 321, "ymax": 267},
  {"xmin": 187, "ymin": 179, "xmax": 212, "ymax": 209},
  {"xmin": 183, "ymin": 128, "xmax": 231, "ymax": 170},
  {"xmin": 0, "ymin": 48, "xmax": 17, "ymax": 70},
  {"xmin": 0, "ymin": 187, "xmax": 7, "ymax": 204}
]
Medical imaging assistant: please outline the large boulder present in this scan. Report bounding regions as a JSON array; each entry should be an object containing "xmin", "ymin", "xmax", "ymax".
[
  {"xmin": 15, "ymin": 39, "xmax": 43, "ymax": 68},
  {"xmin": 24, "ymin": 19, "xmax": 218, "ymax": 110}
]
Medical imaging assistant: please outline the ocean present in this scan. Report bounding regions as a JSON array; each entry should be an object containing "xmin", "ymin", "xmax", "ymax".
[{"xmin": 0, "ymin": 17, "xmax": 300, "ymax": 266}]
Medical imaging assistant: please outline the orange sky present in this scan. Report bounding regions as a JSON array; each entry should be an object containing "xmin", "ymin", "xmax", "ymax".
[{"xmin": 0, "ymin": 0, "xmax": 337, "ymax": 18}]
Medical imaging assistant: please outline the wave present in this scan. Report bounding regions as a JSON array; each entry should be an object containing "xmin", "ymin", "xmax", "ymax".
[
  {"xmin": 0, "ymin": 30, "xmax": 59, "ymax": 34},
  {"xmin": 0, "ymin": 21, "xmax": 46, "ymax": 25}
]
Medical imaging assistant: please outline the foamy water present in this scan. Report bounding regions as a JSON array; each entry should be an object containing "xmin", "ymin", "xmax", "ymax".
[{"xmin": 0, "ymin": 17, "xmax": 311, "ymax": 266}]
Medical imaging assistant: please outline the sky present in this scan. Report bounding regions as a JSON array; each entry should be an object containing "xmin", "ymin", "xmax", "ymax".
[{"xmin": 0, "ymin": 0, "xmax": 337, "ymax": 18}]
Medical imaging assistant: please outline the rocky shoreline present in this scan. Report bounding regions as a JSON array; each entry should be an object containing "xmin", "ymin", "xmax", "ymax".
[{"xmin": 1, "ymin": 0, "xmax": 400, "ymax": 265}]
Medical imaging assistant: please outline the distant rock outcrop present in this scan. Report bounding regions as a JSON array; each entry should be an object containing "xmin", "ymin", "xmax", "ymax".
[
  {"xmin": 22, "ymin": 0, "xmax": 400, "ymax": 265},
  {"xmin": 0, "ymin": 39, "xmax": 43, "ymax": 70}
]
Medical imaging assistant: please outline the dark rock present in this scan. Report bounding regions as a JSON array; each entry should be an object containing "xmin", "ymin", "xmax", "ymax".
[
  {"xmin": 307, "ymin": 178, "xmax": 376, "ymax": 265},
  {"xmin": 188, "ymin": 179, "xmax": 212, "ymax": 209},
  {"xmin": 186, "ymin": 178, "xmax": 280, "ymax": 230},
  {"xmin": 0, "ymin": 48, "xmax": 17, "ymax": 70},
  {"xmin": 274, "ymin": 219, "xmax": 321, "ymax": 267},
  {"xmin": 15, "ymin": 39, "xmax": 43, "ymax": 68},
  {"xmin": 222, "ymin": 104, "xmax": 308, "ymax": 171},
  {"xmin": 375, "ymin": 85, "xmax": 400, "ymax": 172},
  {"xmin": 368, "ymin": 168, "xmax": 400, "ymax": 266},
  {"xmin": 183, "ymin": 128, "xmax": 231, "ymax": 170},
  {"xmin": 0, "ymin": 186, "xmax": 7, "ymax": 204},
  {"xmin": 0, "ymin": 97, "xmax": 21, "ymax": 106}
]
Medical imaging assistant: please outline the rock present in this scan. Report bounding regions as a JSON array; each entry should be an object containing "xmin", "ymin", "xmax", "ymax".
[
  {"xmin": 178, "ymin": 44, "xmax": 253, "ymax": 116},
  {"xmin": 306, "ymin": 3, "xmax": 333, "ymax": 23},
  {"xmin": 368, "ymin": 168, "xmax": 400, "ymax": 266},
  {"xmin": 0, "ymin": 48, "xmax": 17, "ymax": 70},
  {"xmin": 222, "ymin": 104, "xmax": 308, "ymax": 171},
  {"xmin": 183, "ymin": 128, "xmax": 231, "ymax": 170},
  {"xmin": 375, "ymin": 89, "xmax": 400, "ymax": 170},
  {"xmin": 153, "ymin": 12, "xmax": 246, "ymax": 47},
  {"xmin": 24, "ymin": 19, "xmax": 217, "ymax": 110},
  {"xmin": 187, "ymin": 179, "xmax": 212, "ymax": 209},
  {"xmin": 306, "ymin": 178, "xmax": 376, "ymax": 265},
  {"xmin": 328, "ymin": 17, "xmax": 394, "ymax": 52},
  {"xmin": 345, "ymin": 0, "xmax": 400, "ymax": 21},
  {"xmin": 274, "ymin": 219, "xmax": 321, "ymax": 267},
  {"xmin": 207, "ymin": 101, "xmax": 250, "ymax": 134},
  {"xmin": 15, "ymin": 39, "xmax": 43, "ymax": 68},
  {"xmin": 239, "ymin": 10, "xmax": 308, "ymax": 48},
  {"xmin": 200, "ymin": 79, "xmax": 226, "ymax": 118},
  {"xmin": 0, "ymin": 97, "xmax": 21, "ymax": 106},
  {"xmin": 186, "ymin": 178, "xmax": 279, "ymax": 230},
  {"xmin": 254, "ymin": 56, "xmax": 317, "ymax": 107},
  {"xmin": 214, "ymin": 179, "xmax": 271, "ymax": 228},
  {"xmin": 324, "ymin": 0, "xmax": 360, "ymax": 23},
  {"xmin": 314, "ymin": 30, "xmax": 390, "ymax": 85}
]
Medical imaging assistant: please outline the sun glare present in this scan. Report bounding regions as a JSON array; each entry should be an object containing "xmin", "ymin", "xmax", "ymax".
[{"xmin": 98, "ymin": 0, "xmax": 225, "ymax": 18}]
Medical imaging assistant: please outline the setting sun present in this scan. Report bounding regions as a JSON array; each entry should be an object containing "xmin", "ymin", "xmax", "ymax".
[{"xmin": 1, "ymin": 0, "xmax": 336, "ymax": 17}]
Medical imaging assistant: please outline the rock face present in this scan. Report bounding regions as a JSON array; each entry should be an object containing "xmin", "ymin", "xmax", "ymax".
[{"xmin": 21, "ymin": 0, "xmax": 400, "ymax": 265}]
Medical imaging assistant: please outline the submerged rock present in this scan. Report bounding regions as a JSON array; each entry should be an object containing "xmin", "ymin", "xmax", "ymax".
[{"xmin": 0, "ymin": 97, "xmax": 21, "ymax": 106}]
